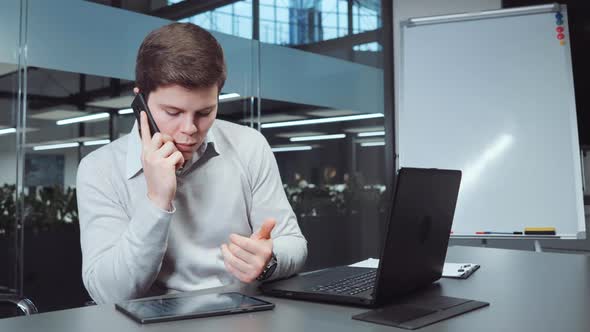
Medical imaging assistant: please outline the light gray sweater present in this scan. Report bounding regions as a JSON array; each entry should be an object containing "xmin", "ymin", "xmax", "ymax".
[{"xmin": 76, "ymin": 120, "xmax": 307, "ymax": 303}]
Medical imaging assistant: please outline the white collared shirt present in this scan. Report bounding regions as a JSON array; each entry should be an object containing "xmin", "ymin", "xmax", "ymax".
[{"xmin": 76, "ymin": 120, "xmax": 308, "ymax": 303}]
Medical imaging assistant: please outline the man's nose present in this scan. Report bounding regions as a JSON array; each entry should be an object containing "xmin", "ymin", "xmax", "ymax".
[{"xmin": 181, "ymin": 116, "xmax": 198, "ymax": 134}]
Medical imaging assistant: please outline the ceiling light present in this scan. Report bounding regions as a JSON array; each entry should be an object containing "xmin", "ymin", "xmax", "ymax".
[
  {"xmin": 83, "ymin": 139, "xmax": 111, "ymax": 146},
  {"xmin": 118, "ymin": 108, "xmax": 133, "ymax": 115},
  {"xmin": 290, "ymin": 134, "xmax": 345, "ymax": 142},
  {"xmin": 262, "ymin": 113, "xmax": 383, "ymax": 129},
  {"xmin": 33, "ymin": 142, "xmax": 80, "ymax": 151},
  {"xmin": 219, "ymin": 93, "xmax": 240, "ymax": 101},
  {"xmin": 0, "ymin": 128, "xmax": 16, "ymax": 136},
  {"xmin": 361, "ymin": 141, "xmax": 385, "ymax": 147},
  {"xmin": 357, "ymin": 131, "xmax": 385, "ymax": 137},
  {"xmin": 271, "ymin": 146, "xmax": 313, "ymax": 152},
  {"xmin": 56, "ymin": 112, "xmax": 110, "ymax": 125}
]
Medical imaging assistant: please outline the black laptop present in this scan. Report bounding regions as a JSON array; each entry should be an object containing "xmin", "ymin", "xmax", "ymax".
[{"xmin": 260, "ymin": 167, "xmax": 462, "ymax": 307}]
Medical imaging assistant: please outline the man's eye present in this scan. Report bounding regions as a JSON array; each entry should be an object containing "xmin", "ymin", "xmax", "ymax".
[{"xmin": 166, "ymin": 112, "xmax": 180, "ymax": 116}]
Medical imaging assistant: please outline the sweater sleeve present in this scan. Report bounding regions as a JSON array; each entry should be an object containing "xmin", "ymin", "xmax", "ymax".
[
  {"xmin": 77, "ymin": 156, "xmax": 174, "ymax": 303},
  {"xmin": 247, "ymin": 131, "xmax": 308, "ymax": 280}
]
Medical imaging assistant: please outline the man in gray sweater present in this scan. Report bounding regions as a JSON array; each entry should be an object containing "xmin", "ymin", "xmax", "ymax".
[{"xmin": 76, "ymin": 23, "xmax": 307, "ymax": 304}]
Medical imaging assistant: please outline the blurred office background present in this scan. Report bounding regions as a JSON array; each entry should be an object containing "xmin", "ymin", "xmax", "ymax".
[{"xmin": 0, "ymin": 0, "xmax": 589, "ymax": 315}]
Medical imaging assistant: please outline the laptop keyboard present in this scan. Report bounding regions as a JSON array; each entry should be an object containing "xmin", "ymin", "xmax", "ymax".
[{"xmin": 312, "ymin": 270, "xmax": 377, "ymax": 295}]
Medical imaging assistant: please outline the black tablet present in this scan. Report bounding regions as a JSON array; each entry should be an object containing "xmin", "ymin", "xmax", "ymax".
[{"xmin": 115, "ymin": 292, "xmax": 275, "ymax": 324}]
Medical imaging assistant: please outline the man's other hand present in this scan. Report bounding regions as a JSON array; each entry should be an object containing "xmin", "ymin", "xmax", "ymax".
[{"xmin": 221, "ymin": 219, "xmax": 276, "ymax": 283}]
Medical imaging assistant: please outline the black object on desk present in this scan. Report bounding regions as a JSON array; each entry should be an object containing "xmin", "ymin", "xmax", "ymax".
[{"xmin": 352, "ymin": 295, "xmax": 489, "ymax": 330}]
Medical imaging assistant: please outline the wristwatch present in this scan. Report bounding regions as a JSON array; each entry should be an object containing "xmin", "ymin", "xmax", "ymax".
[{"xmin": 256, "ymin": 253, "xmax": 278, "ymax": 281}]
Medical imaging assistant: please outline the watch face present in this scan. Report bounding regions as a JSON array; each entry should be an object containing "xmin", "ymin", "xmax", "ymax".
[
  {"xmin": 267, "ymin": 258, "xmax": 278, "ymax": 273},
  {"xmin": 258, "ymin": 254, "xmax": 278, "ymax": 281},
  {"xmin": 269, "ymin": 253, "xmax": 278, "ymax": 266}
]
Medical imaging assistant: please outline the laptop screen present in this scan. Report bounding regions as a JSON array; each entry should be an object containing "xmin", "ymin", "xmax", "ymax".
[{"xmin": 373, "ymin": 168, "xmax": 461, "ymax": 305}]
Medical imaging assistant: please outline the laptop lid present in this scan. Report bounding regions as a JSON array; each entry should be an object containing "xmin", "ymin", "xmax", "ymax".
[{"xmin": 373, "ymin": 168, "xmax": 461, "ymax": 305}]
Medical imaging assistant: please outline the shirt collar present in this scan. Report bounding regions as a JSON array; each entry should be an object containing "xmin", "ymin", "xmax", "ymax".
[{"xmin": 125, "ymin": 122, "xmax": 217, "ymax": 180}]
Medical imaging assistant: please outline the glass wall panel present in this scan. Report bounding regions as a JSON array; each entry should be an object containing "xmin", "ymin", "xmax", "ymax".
[
  {"xmin": 160, "ymin": 1, "xmax": 387, "ymax": 269},
  {"xmin": 0, "ymin": 0, "xmax": 22, "ymax": 309},
  {"xmin": 161, "ymin": 2, "xmax": 387, "ymax": 270},
  {"xmin": 17, "ymin": 0, "xmax": 258, "ymax": 312},
  {"xmin": 3, "ymin": 0, "xmax": 389, "ymax": 312},
  {"xmin": 259, "ymin": 41, "xmax": 385, "ymax": 271},
  {"xmin": 260, "ymin": 100, "xmax": 387, "ymax": 270}
]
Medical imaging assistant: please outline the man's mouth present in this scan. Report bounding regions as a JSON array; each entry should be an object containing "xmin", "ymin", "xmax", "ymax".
[{"xmin": 175, "ymin": 142, "xmax": 197, "ymax": 152}]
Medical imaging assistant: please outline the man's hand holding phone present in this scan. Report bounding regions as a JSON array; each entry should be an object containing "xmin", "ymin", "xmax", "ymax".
[{"xmin": 140, "ymin": 111, "xmax": 184, "ymax": 211}]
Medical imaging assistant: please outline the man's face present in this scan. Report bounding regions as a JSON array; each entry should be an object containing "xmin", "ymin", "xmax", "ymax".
[{"xmin": 146, "ymin": 84, "xmax": 218, "ymax": 161}]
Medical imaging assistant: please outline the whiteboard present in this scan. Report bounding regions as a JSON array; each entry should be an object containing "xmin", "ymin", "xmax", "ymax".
[{"xmin": 398, "ymin": 5, "xmax": 585, "ymax": 238}]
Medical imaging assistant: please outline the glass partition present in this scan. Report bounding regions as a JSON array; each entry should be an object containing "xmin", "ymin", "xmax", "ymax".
[
  {"xmin": 15, "ymin": 0, "xmax": 258, "ymax": 312},
  {"xmin": 259, "ymin": 99, "xmax": 387, "ymax": 270},
  {"xmin": 259, "ymin": 38, "xmax": 385, "ymax": 270},
  {"xmin": 0, "ymin": 0, "xmax": 24, "ymax": 312},
  {"xmin": 161, "ymin": 0, "xmax": 388, "ymax": 269}
]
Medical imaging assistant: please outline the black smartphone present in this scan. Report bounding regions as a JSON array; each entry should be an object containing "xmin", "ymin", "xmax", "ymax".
[{"xmin": 132, "ymin": 93, "xmax": 160, "ymax": 137}]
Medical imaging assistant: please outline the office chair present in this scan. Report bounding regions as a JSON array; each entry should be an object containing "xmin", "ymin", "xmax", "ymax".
[{"xmin": 0, "ymin": 293, "xmax": 38, "ymax": 317}]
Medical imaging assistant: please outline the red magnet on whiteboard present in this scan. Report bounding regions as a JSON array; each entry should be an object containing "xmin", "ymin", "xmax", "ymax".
[
  {"xmin": 556, "ymin": 26, "xmax": 564, "ymax": 33},
  {"xmin": 557, "ymin": 33, "xmax": 565, "ymax": 40}
]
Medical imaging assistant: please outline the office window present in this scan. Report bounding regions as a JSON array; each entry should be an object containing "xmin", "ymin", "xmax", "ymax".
[
  {"xmin": 352, "ymin": 0, "xmax": 380, "ymax": 34},
  {"xmin": 169, "ymin": 0, "xmax": 379, "ymax": 46},
  {"xmin": 260, "ymin": 0, "xmax": 291, "ymax": 44},
  {"xmin": 260, "ymin": 0, "xmax": 349, "ymax": 45},
  {"xmin": 171, "ymin": 0, "xmax": 253, "ymax": 39}
]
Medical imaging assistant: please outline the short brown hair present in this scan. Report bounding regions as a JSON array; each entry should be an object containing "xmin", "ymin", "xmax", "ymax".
[{"xmin": 135, "ymin": 23, "xmax": 227, "ymax": 96}]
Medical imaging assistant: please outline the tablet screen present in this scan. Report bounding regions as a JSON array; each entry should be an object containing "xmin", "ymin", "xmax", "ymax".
[{"xmin": 115, "ymin": 292, "xmax": 274, "ymax": 324}]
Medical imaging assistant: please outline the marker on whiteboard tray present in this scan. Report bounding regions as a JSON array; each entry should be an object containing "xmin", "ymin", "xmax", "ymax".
[
  {"xmin": 475, "ymin": 231, "xmax": 523, "ymax": 235},
  {"xmin": 524, "ymin": 227, "xmax": 556, "ymax": 235}
]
